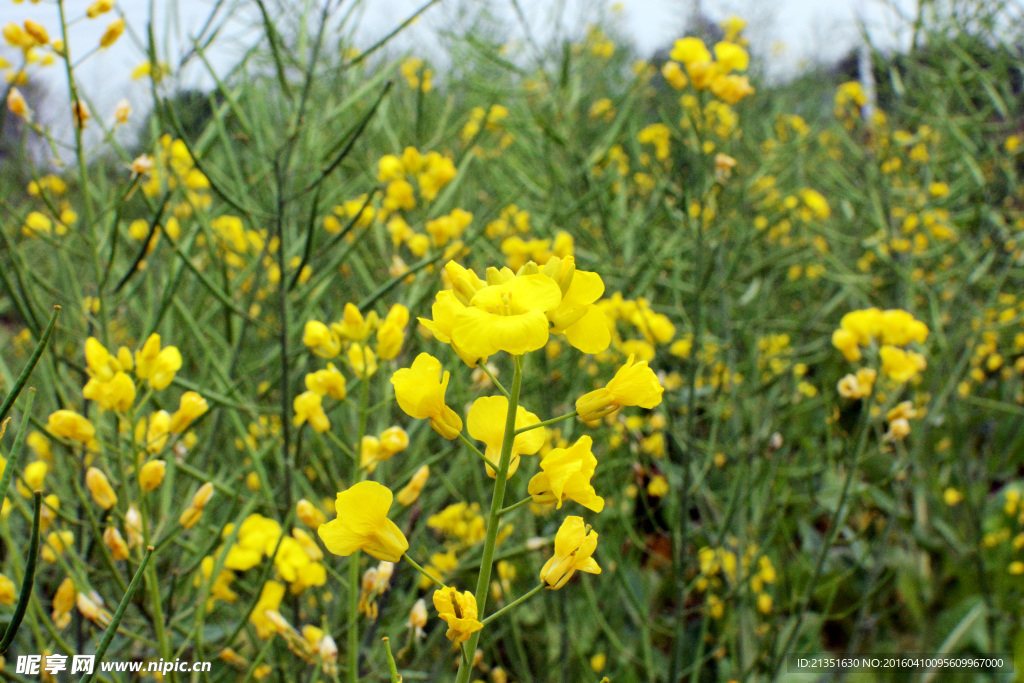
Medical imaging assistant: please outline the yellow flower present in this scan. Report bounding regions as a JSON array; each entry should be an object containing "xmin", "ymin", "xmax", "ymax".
[
  {"xmin": 305, "ymin": 364, "xmax": 347, "ymax": 400},
  {"xmin": 6, "ymin": 87, "xmax": 28, "ymax": 119},
  {"xmin": 85, "ymin": 467, "xmax": 117, "ymax": 510},
  {"xmin": 379, "ymin": 426, "xmax": 409, "ymax": 457},
  {"xmin": 713, "ymin": 41, "xmax": 749, "ymax": 72},
  {"xmin": 225, "ymin": 514, "xmax": 282, "ymax": 570},
  {"xmin": 333, "ymin": 303, "xmax": 375, "ymax": 342},
  {"xmin": 879, "ymin": 345, "xmax": 926, "ymax": 383},
  {"xmin": 0, "ymin": 574, "xmax": 15, "ymax": 605},
  {"xmin": 450, "ymin": 267, "xmax": 562, "ymax": 361},
  {"xmin": 647, "ymin": 475, "xmax": 669, "ymax": 497},
  {"xmin": 540, "ymin": 516, "xmax": 601, "ymax": 589},
  {"xmin": 169, "ymin": 391, "xmax": 208, "ymax": 433},
  {"xmin": 318, "ymin": 481, "xmax": 409, "ymax": 562},
  {"xmin": 396, "ymin": 465, "xmax": 430, "ymax": 506},
  {"xmin": 348, "ymin": 343, "xmax": 378, "ymax": 379},
  {"xmin": 250, "ymin": 581, "xmax": 285, "ymax": 639},
  {"xmin": 543, "ymin": 257, "xmax": 611, "ymax": 354},
  {"xmin": 135, "ymin": 334, "xmax": 182, "ymax": 390},
  {"xmin": 180, "ymin": 483, "xmax": 214, "ymax": 529},
  {"xmin": 661, "ymin": 61, "xmax": 688, "ymax": 89},
  {"xmin": 528, "ymin": 435, "xmax": 604, "ymax": 512},
  {"xmin": 297, "ymin": 499, "xmax": 326, "ymax": 528},
  {"xmin": 47, "ymin": 410, "xmax": 95, "ymax": 443},
  {"xmin": 87, "ymin": 0, "xmax": 115, "ymax": 18},
  {"xmin": 77, "ymin": 591, "xmax": 112, "ymax": 627},
  {"xmin": 391, "ymin": 353, "xmax": 463, "ymax": 439},
  {"xmin": 710, "ymin": 74, "xmax": 754, "ymax": 104},
  {"xmin": 103, "ymin": 527, "xmax": 129, "ymax": 560},
  {"xmin": 432, "ymin": 587, "xmax": 483, "ymax": 644},
  {"xmin": 376, "ymin": 316, "xmax": 406, "ymax": 360},
  {"xmin": 293, "ymin": 391, "xmax": 330, "ymax": 433},
  {"xmin": 943, "ymin": 488, "xmax": 963, "ymax": 506},
  {"xmin": 82, "ymin": 370, "xmax": 136, "ymax": 412},
  {"xmin": 139, "ymin": 460, "xmax": 166, "ymax": 492},
  {"xmin": 670, "ymin": 37, "xmax": 711, "ymax": 65},
  {"xmin": 99, "ymin": 18, "xmax": 124, "ymax": 48},
  {"xmin": 23, "ymin": 460, "xmax": 47, "ymax": 490},
  {"xmin": 467, "ymin": 396, "xmax": 545, "ymax": 478},
  {"xmin": 576, "ymin": 354, "xmax": 665, "ymax": 421},
  {"xmin": 302, "ymin": 320, "xmax": 341, "ymax": 358}
]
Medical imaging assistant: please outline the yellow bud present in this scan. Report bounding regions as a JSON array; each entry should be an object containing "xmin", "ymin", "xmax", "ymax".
[
  {"xmin": 139, "ymin": 460, "xmax": 166, "ymax": 492},
  {"xmin": 103, "ymin": 527, "xmax": 129, "ymax": 560},
  {"xmin": 85, "ymin": 467, "xmax": 117, "ymax": 509}
]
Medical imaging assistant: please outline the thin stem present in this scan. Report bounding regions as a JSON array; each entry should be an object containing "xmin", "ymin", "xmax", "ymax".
[
  {"xmin": 498, "ymin": 497, "xmax": 532, "ymax": 517},
  {"xmin": 480, "ymin": 583, "xmax": 544, "ymax": 627},
  {"xmin": 478, "ymin": 363, "xmax": 509, "ymax": 398},
  {"xmin": 347, "ymin": 374, "xmax": 371, "ymax": 683},
  {"xmin": 515, "ymin": 411, "xmax": 577, "ymax": 435},
  {"xmin": 402, "ymin": 553, "xmax": 445, "ymax": 589},
  {"xmin": 457, "ymin": 432, "xmax": 498, "ymax": 472},
  {"xmin": 455, "ymin": 355, "xmax": 524, "ymax": 683}
]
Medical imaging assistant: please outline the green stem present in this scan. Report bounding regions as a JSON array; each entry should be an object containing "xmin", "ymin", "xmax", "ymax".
[
  {"xmin": 477, "ymin": 363, "xmax": 509, "ymax": 398},
  {"xmin": 0, "ymin": 306, "xmax": 59, "ymax": 425},
  {"xmin": 382, "ymin": 637, "xmax": 400, "ymax": 683},
  {"xmin": 514, "ymin": 410, "xmax": 576, "ymax": 435},
  {"xmin": 480, "ymin": 583, "xmax": 544, "ymax": 627},
  {"xmin": 0, "ymin": 492, "xmax": 42, "ymax": 654},
  {"xmin": 457, "ymin": 432, "xmax": 498, "ymax": 472},
  {"xmin": 347, "ymin": 374, "xmax": 371, "ymax": 683},
  {"xmin": 84, "ymin": 546, "xmax": 155, "ymax": 683},
  {"xmin": 402, "ymin": 553, "xmax": 446, "ymax": 589},
  {"xmin": 498, "ymin": 497, "xmax": 532, "ymax": 517},
  {"xmin": 455, "ymin": 355, "xmax": 523, "ymax": 683}
]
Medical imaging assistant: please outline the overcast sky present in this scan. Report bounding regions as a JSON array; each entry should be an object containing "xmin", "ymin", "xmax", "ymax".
[{"xmin": 0, "ymin": 0, "xmax": 947, "ymax": 147}]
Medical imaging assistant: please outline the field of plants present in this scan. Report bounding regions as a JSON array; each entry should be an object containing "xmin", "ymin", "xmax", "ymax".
[{"xmin": 1, "ymin": 0, "xmax": 1023, "ymax": 680}]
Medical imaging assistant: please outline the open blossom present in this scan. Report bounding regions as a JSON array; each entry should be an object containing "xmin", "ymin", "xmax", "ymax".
[
  {"xmin": 318, "ymin": 481, "xmax": 408, "ymax": 562},
  {"xmin": 837, "ymin": 368, "xmax": 877, "ymax": 399},
  {"xmin": 135, "ymin": 334, "xmax": 182, "ymax": 390},
  {"xmin": 543, "ymin": 256, "xmax": 611, "ymax": 354},
  {"xmin": 82, "ymin": 337, "xmax": 136, "ymax": 411},
  {"xmin": 467, "ymin": 396, "xmax": 545, "ymax": 478},
  {"xmin": 293, "ymin": 391, "xmax": 330, "ymax": 433},
  {"xmin": 432, "ymin": 587, "xmax": 483, "ymax": 644},
  {"xmin": 879, "ymin": 345, "xmax": 926, "ymax": 383},
  {"xmin": 576, "ymin": 354, "xmax": 665, "ymax": 421},
  {"xmin": 169, "ymin": 391, "xmax": 208, "ymax": 433},
  {"xmin": 540, "ymin": 516, "xmax": 601, "ymax": 589},
  {"xmin": 391, "ymin": 353, "xmax": 462, "ymax": 439},
  {"xmin": 452, "ymin": 269, "xmax": 562, "ymax": 360},
  {"xmin": 528, "ymin": 435, "xmax": 604, "ymax": 512},
  {"xmin": 303, "ymin": 320, "xmax": 341, "ymax": 358}
]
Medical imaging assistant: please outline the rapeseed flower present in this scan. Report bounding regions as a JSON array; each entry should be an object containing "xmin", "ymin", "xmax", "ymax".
[
  {"xmin": 85, "ymin": 468, "xmax": 117, "ymax": 509},
  {"xmin": 47, "ymin": 410, "xmax": 95, "ymax": 443},
  {"xmin": 452, "ymin": 269, "xmax": 562, "ymax": 360},
  {"xmin": 391, "ymin": 353, "xmax": 462, "ymax": 439},
  {"xmin": 135, "ymin": 334, "xmax": 182, "ymax": 390},
  {"xmin": 540, "ymin": 516, "xmax": 601, "ymax": 589},
  {"xmin": 432, "ymin": 587, "xmax": 483, "ymax": 644},
  {"xmin": 318, "ymin": 481, "xmax": 408, "ymax": 562},
  {"xmin": 467, "ymin": 396, "xmax": 545, "ymax": 478},
  {"xmin": 293, "ymin": 391, "xmax": 330, "ymax": 433},
  {"xmin": 528, "ymin": 435, "xmax": 604, "ymax": 512},
  {"xmin": 576, "ymin": 354, "xmax": 665, "ymax": 421}
]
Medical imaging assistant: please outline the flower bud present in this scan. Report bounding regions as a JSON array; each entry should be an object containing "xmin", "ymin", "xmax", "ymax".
[{"xmin": 85, "ymin": 467, "xmax": 117, "ymax": 509}]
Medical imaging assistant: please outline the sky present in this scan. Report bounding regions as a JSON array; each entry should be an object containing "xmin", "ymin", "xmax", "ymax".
[{"xmin": 0, "ymin": 0, "xmax": 938, "ymax": 148}]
